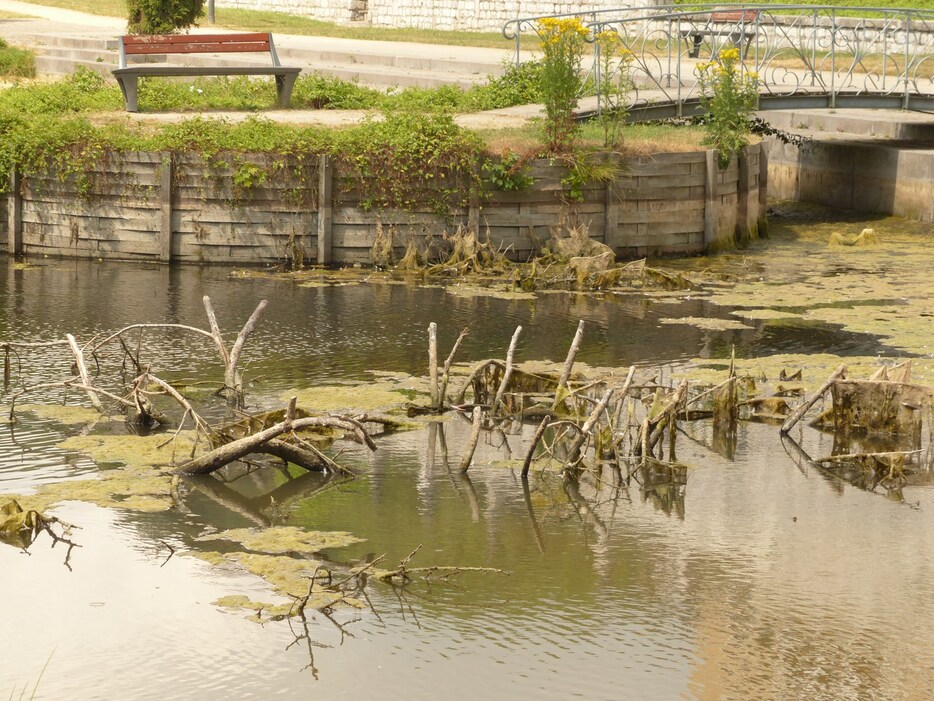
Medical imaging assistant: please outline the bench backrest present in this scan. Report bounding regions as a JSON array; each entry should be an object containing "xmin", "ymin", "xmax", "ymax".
[
  {"xmin": 710, "ymin": 10, "xmax": 760, "ymax": 24},
  {"xmin": 118, "ymin": 33, "xmax": 281, "ymax": 68}
]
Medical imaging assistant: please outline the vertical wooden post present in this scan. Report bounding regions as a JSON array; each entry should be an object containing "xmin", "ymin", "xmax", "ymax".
[
  {"xmin": 703, "ymin": 149, "xmax": 719, "ymax": 248},
  {"xmin": 467, "ymin": 161, "xmax": 480, "ymax": 237},
  {"xmin": 604, "ymin": 176, "xmax": 619, "ymax": 253},
  {"xmin": 317, "ymin": 154, "xmax": 333, "ymax": 266},
  {"xmin": 735, "ymin": 149, "xmax": 750, "ymax": 244},
  {"xmin": 159, "ymin": 154, "xmax": 173, "ymax": 263},
  {"xmin": 7, "ymin": 168, "xmax": 22, "ymax": 256},
  {"xmin": 757, "ymin": 142, "xmax": 769, "ymax": 235}
]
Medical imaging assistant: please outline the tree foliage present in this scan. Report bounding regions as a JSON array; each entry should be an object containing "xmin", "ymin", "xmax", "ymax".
[{"xmin": 127, "ymin": 0, "xmax": 205, "ymax": 35}]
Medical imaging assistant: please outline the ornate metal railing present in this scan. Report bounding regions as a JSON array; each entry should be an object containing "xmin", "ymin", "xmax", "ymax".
[{"xmin": 505, "ymin": 5, "xmax": 934, "ymax": 118}]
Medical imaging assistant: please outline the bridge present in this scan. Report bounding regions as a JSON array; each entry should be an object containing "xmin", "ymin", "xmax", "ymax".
[{"xmin": 504, "ymin": 4, "xmax": 934, "ymax": 121}]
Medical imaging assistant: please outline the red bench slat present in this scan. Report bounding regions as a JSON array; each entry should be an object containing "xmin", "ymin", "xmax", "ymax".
[
  {"xmin": 710, "ymin": 10, "xmax": 759, "ymax": 23},
  {"xmin": 122, "ymin": 33, "xmax": 272, "ymax": 55}
]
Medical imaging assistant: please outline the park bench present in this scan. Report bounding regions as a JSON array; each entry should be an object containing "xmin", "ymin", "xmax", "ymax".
[
  {"xmin": 112, "ymin": 32, "xmax": 301, "ymax": 112},
  {"xmin": 680, "ymin": 10, "xmax": 760, "ymax": 60}
]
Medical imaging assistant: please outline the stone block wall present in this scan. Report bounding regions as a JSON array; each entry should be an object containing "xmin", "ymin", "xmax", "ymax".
[{"xmin": 216, "ymin": 0, "xmax": 622, "ymax": 31}]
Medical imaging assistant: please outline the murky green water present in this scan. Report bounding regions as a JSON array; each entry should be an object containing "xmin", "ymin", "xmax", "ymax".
[{"xmin": 2, "ymin": 206, "xmax": 933, "ymax": 700}]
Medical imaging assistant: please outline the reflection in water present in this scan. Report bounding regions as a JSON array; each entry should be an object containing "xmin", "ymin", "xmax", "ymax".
[{"xmin": 0, "ymin": 259, "xmax": 933, "ymax": 700}]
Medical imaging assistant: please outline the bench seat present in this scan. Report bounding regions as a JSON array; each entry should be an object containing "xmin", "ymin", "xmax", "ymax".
[
  {"xmin": 113, "ymin": 33, "xmax": 301, "ymax": 112},
  {"xmin": 679, "ymin": 10, "xmax": 760, "ymax": 60}
]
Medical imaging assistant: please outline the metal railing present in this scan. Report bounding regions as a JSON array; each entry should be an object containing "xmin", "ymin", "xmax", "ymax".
[{"xmin": 505, "ymin": 5, "xmax": 934, "ymax": 118}]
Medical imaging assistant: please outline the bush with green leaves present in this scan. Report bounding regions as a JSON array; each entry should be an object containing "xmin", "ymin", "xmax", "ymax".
[
  {"xmin": 127, "ymin": 0, "xmax": 205, "ymax": 34},
  {"xmin": 0, "ymin": 38, "xmax": 35, "ymax": 79}
]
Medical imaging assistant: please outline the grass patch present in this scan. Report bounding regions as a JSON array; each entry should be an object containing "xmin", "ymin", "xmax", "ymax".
[
  {"xmin": 475, "ymin": 121, "xmax": 707, "ymax": 156},
  {"xmin": 0, "ymin": 59, "xmax": 540, "ymax": 114},
  {"xmin": 0, "ymin": 38, "xmax": 35, "ymax": 78},
  {"xmin": 214, "ymin": 8, "xmax": 512, "ymax": 49}
]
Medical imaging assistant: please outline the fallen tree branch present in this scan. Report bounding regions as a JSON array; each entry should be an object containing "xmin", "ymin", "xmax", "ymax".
[{"xmin": 780, "ymin": 363, "xmax": 847, "ymax": 435}]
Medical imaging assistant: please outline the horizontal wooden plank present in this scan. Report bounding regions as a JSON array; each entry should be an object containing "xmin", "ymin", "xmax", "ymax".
[
  {"xmin": 620, "ymin": 173, "xmax": 705, "ymax": 189},
  {"xmin": 618, "ymin": 210, "xmax": 704, "ymax": 226},
  {"xmin": 618, "ymin": 198, "xmax": 705, "ymax": 213},
  {"xmin": 625, "ymin": 161, "xmax": 696, "ymax": 177},
  {"xmin": 617, "ymin": 185, "xmax": 704, "ymax": 201}
]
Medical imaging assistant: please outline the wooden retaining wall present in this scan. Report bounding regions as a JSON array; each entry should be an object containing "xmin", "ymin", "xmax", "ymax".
[{"xmin": 2, "ymin": 144, "xmax": 766, "ymax": 265}]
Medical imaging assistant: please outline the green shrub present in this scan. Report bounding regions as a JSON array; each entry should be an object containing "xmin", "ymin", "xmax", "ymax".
[
  {"xmin": 127, "ymin": 0, "xmax": 205, "ymax": 34},
  {"xmin": 292, "ymin": 73, "xmax": 385, "ymax": 109},
  {"xmin": 464, "ymin": 60, "xmax": 544, "ymax": 111},
  {"xmin": 0, "ymin": 39, "xmax": 35, "ymax": 79}
]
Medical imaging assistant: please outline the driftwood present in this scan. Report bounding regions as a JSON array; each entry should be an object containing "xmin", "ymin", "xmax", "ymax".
[
  {"xmin": 438, "ymin": 328, "xmax": 468, "ymax": 412},
  {"xmin": 459, "ymin": 407, "xmax": 484, "ymax": 473},
  {"xmin": 175, "ymin": 398, "xmax": 376, "ymax": 476},
  {"xmin": 780, "ymin": 363, "xmax": 847, "ymax": 434},
  {"xmin": 492, "ymin": 326, "xmax": 522, "ymax": 414}
]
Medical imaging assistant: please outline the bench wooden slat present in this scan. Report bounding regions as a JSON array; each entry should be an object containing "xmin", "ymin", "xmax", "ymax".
[
  {"xmin": 710, "ymin": 10, "xmax": 759, "ymax": 23},
  {"xmin": 123, "ymin": 32, "xmax": 271, "ymax": 45},
  {"xmin": 124, "ymin": 41, "xmax": 272, "ymax": 55}
]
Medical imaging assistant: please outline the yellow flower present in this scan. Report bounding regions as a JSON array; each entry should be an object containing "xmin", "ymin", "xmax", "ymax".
[{"xmin": 718, "ymin": 47, "xmax": 740, "ymax": 61}]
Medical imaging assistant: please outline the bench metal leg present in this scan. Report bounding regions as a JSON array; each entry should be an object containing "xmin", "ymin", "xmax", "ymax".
[
  {"xmin": 275, "ymin": 73, "xmax": 298, "ymax": 109},
  {"xmin": 689, "ymin": 34, "xmax": 703, "ymax": 59},
  {"xmin": 116, "ymin": 75, "xmax": 139, "ymax": 112}
]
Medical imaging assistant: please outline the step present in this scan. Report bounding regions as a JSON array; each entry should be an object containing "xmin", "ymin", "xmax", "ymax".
[
  {"xmin": 275, "ymin": 46, "xmax": 503, "ymax": 78},
  {"xmin": 35, "ymin": 45, "xmax": 119, "ymax": 65},
  {"xmin": 763, "ymin": 108, "xmax": 934, "ymax": 140},
  {"xmin": 16, "ymin": 32, "xmax": 117, "ymax": 51},
  {"xmin": 34, "ymin": 56, "xmax": 114, "ymax": 78}
]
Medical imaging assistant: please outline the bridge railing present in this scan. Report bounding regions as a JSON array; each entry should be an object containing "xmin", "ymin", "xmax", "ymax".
[{"xmin": 506, "ymin": 5, "xmax": 934, "ymax": 117}]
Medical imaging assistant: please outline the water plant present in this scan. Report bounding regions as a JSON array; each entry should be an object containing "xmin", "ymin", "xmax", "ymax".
[{"xmin": 696, "ymin": 47, "xmax": 759, "ymax": 168}]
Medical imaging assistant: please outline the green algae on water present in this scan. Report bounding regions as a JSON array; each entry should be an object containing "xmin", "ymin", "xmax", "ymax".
[
  {"xmin": 197, "ymin": 526, "xmax": 362, "ymax": 554},
  {"xmin": 16, "ymin": 404, "xmax": 110, "ymax": 425},
  {"xmin": 659, "ymin": 317, "xmax": 753, "ymax": 331}
]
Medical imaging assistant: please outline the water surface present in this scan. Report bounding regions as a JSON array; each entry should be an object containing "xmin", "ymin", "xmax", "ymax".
[{"xmin": 1, "ymin": 209, "xmax": 933, "ymax": 700}]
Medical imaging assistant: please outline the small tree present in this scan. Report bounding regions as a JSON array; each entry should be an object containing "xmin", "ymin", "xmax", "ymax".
[{"xmin": 127, "ymin": 0, "xmax": 205, "ymax": 35}]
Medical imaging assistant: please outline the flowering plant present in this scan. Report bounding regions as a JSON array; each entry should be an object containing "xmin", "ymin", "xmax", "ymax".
[
  {"xmin": 696, "ymin": 47, "xmax": 759, "ymax": 168},
  {"xmin": 537, "ymin": 17, "xmax": 589, "ymax": 153},
  {"xmin": 594, "ymin": 30, "xmax": 634, "ymax": 148}
]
